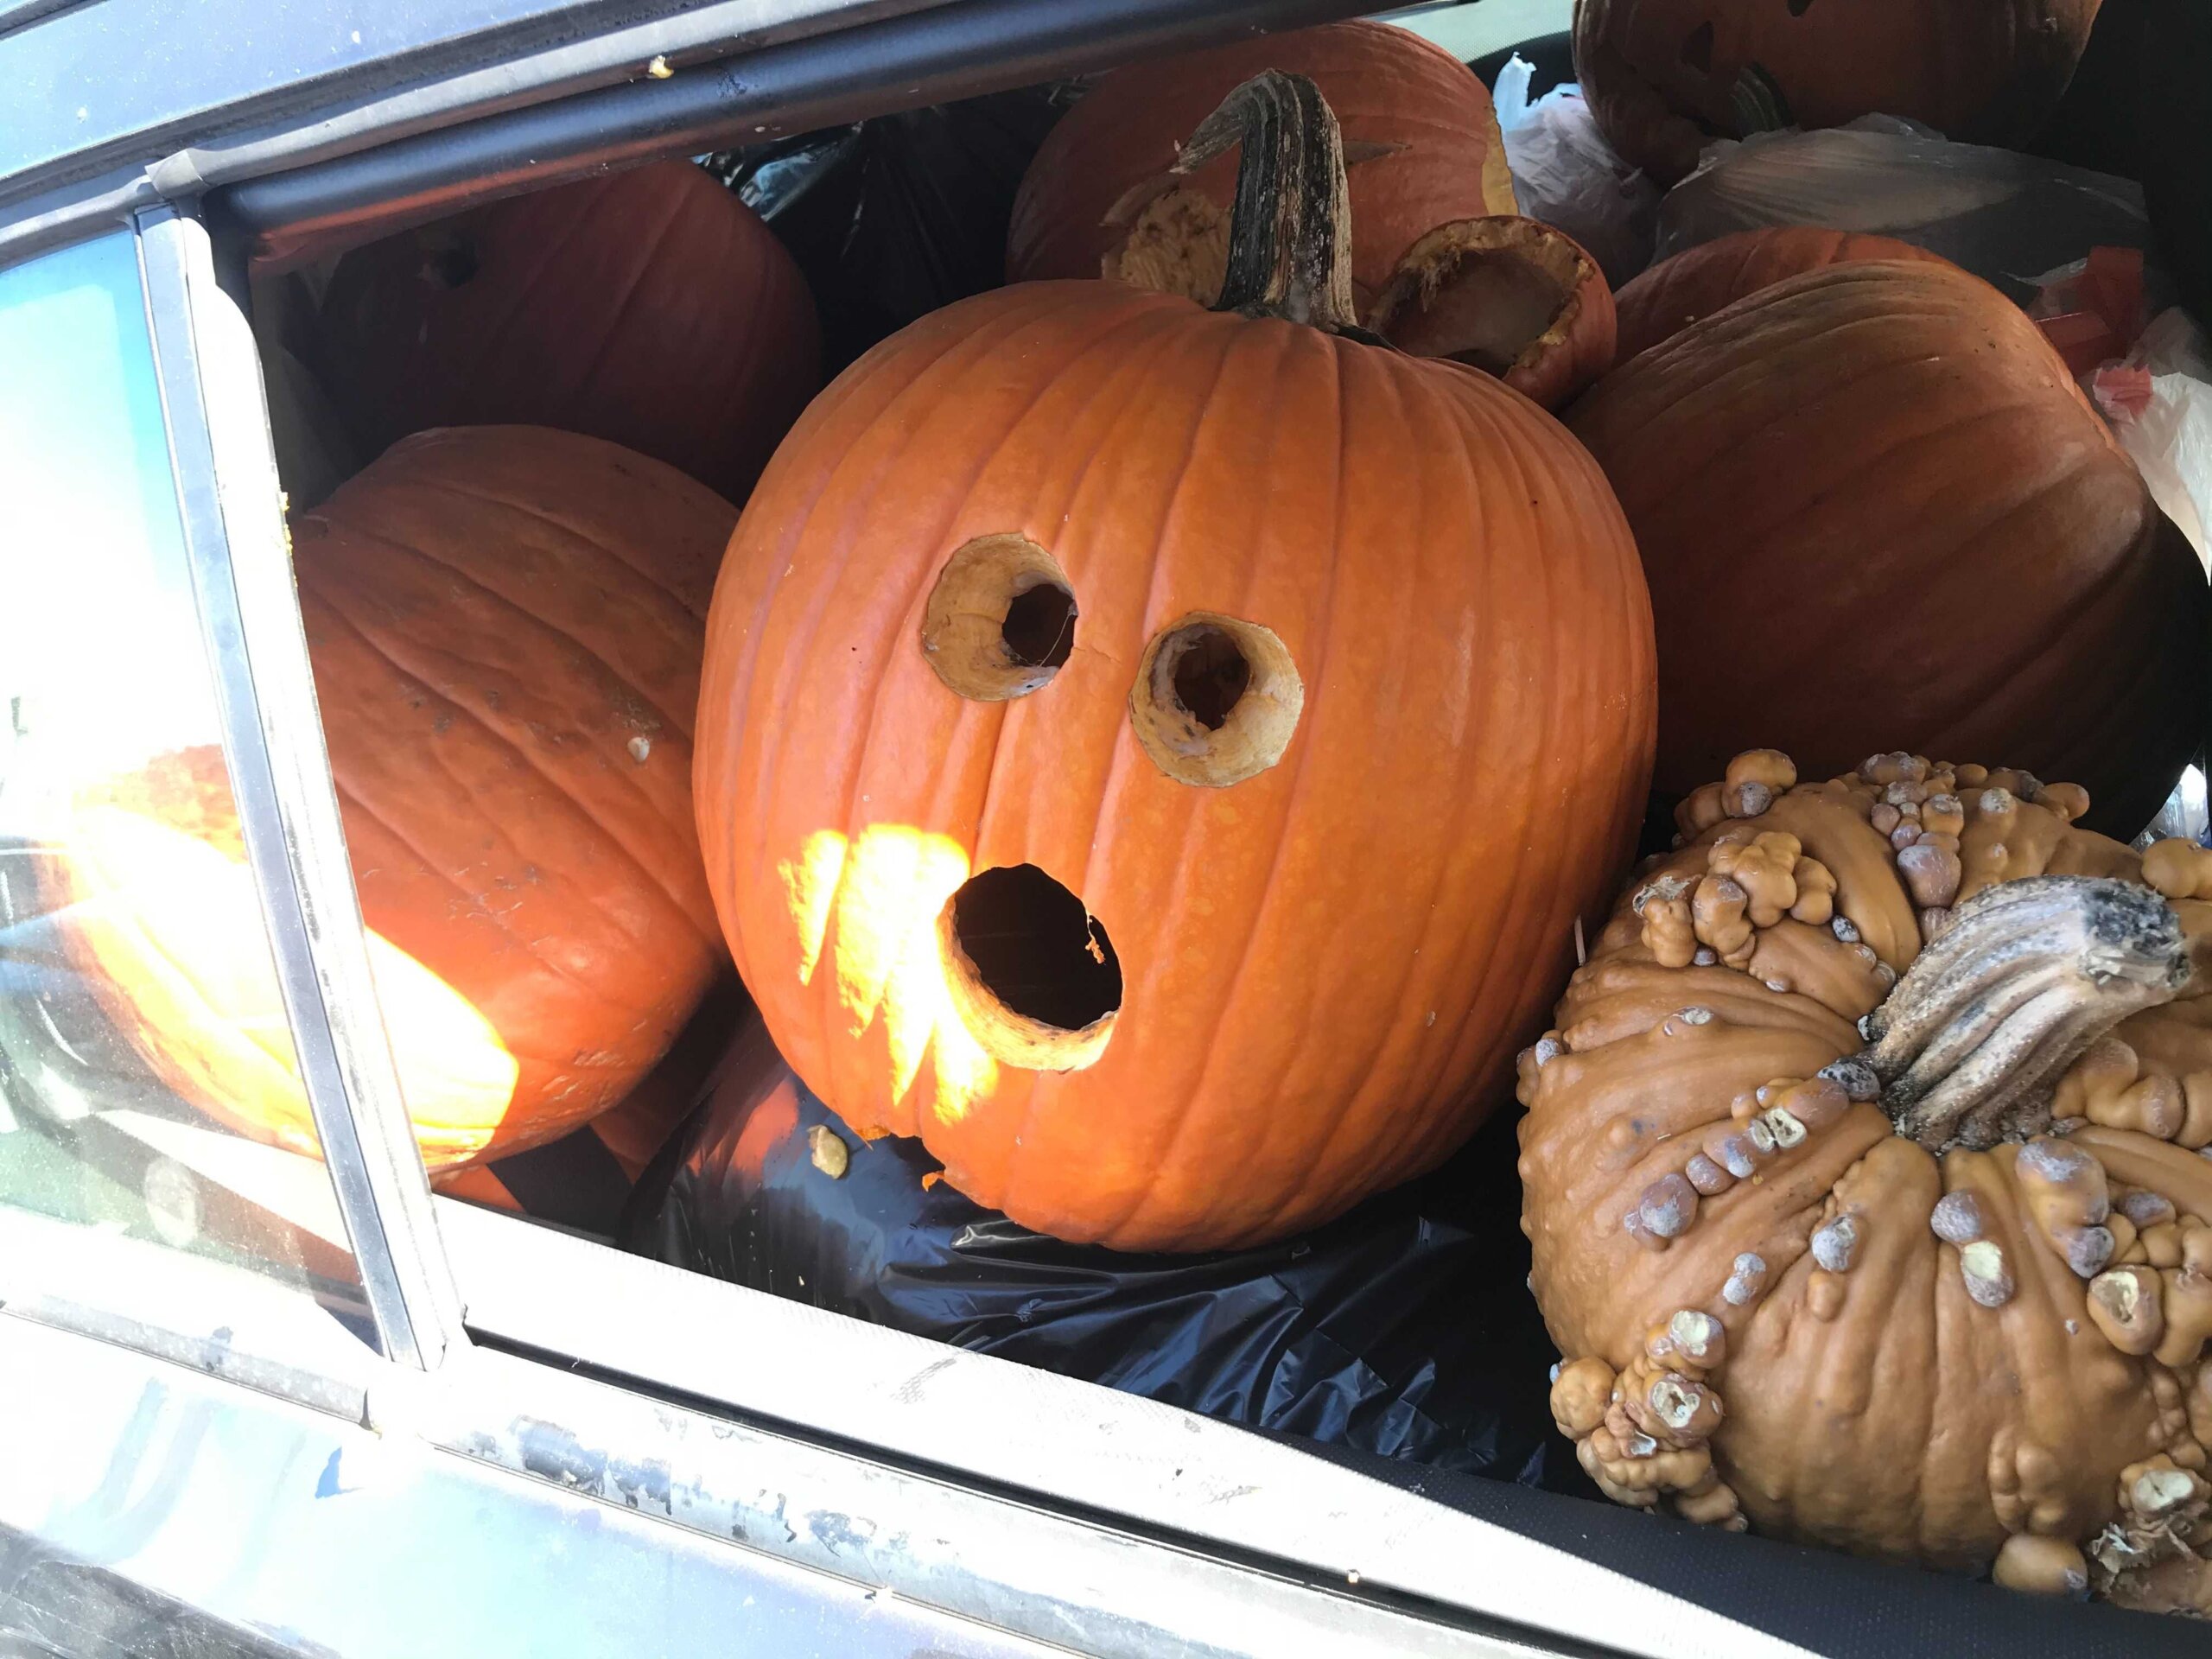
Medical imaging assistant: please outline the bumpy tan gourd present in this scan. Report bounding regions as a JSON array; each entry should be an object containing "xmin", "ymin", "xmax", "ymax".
[{"xmin": 1520, "ymin": 748, "xmax": 2212, "ymax": 1612}]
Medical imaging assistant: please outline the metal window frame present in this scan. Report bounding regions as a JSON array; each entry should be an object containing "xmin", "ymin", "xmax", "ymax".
[{"xmin": 134, "ymin": 203, "xmax": 464, "ymax": 1371}]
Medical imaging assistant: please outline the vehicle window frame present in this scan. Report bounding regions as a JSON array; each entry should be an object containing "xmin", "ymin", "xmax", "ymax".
[{"xmin": 0, "ymin": 10, "xmax": 1820, "ymax": 1655}]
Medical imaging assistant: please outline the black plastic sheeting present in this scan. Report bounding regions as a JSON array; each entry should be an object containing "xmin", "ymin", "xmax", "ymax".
[
  {"xmin": 625, "ymin": 1015, "xmax": 1579, "ymax": 1490},
  {"xmin": 707, "ymin": 85, "xmax": 1078, "ymax": 375}
]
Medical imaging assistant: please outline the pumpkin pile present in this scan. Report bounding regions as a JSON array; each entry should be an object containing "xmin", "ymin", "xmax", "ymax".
[
  {"xmin": 1522, "ymin": 747, "xmax": 2212, "ymax": 1609},
  {"xmin": 697, "ymin": 70, "xmax": 1656, "ymax": 1250},
  {"xmin": 82, "ymin": 19, "xmax": 2212, "ymax": 1620},
  {"xmin": 56, "ymin": 426, "xmax": 732, "ymax": 1167}
]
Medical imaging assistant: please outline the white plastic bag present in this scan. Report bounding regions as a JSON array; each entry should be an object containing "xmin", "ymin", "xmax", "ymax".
[
  {"xmin": 2096, "ymin": 307, "xmax": 2212, "ymax": 573},
  {"xmin": 1491, "ymin": 56, "xmax": 1659, "ymax": 288},
  {"xmin": 1655, "ymin": 118, "xmax": 2150, "ymax": 305}
]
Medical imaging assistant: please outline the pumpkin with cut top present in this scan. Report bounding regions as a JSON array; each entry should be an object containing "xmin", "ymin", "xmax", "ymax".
[{"xmin": 699, "ymin": 73, "xmax": 1656, "ymax": 1251}]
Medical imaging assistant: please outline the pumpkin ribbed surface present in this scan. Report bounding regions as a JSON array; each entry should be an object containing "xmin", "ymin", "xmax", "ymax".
[
  {"xmin": 1521, "ymin": 748, "xmax": 2212, "ymax": 1610},
  {"xmin": 1570, "ymin": 258, "xmax": 2207, "ymax": 840},
  {"xmin": 1611, "ymin": 227, "xmax": 1951, "ymax": 364},
  {"xmin": 696, "ymin": 275, "xmax": 1655, "ymax": 1251},
  {"xmin": 1007, "ymin": 20, "xmax": 1516, "ymax": 318},
  {"xmin": 1573, "ymin": 0, "xmax": 2101, "ymax": 184},
  {"xmin": 58, "ymin": 427, "xmax": 730, "ymax": 1166},
  {"xmin": 320, "ymin": 162, "xmax": 820, "ymax": 504}
]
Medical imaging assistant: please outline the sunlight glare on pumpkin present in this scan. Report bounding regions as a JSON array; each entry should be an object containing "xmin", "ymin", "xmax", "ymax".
[
  {"xmin": 779, "ymin": 823, "xmax": 1000, "ymax": 1126},
  {"xmin": 71, "ymin": 807, "xmax": 520, "ymax": 1160}
]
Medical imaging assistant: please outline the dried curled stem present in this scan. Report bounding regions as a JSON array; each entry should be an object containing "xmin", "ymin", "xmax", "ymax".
[
  {"xmin": 1863, "ymin": 878, "xmax": 2191, "ymax": 1151},
  {"xmin": 1179, "ymin": 71, "xmax": 1363, "ymax": 334}
]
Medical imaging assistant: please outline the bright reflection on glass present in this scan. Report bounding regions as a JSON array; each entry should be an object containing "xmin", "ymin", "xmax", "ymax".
[{"xmin": 0, "ymin": 231, "xmax": 365, "ymax": 1311}]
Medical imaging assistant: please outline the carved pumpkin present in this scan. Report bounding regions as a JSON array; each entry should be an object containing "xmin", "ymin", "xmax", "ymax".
[
  {"xmin": 1007, "ymin": 20, "xmax": 1517, "ymax": 320},
  {"xmin": 320, "ymin": 162, "xmax": 820, "ymax": 504},
  {"xmin": 1521, "ymin": 746, "xmax": 2212, "ymax": 1612},
  {"xmin": 57, "ymin": 427, "xmax": 730, "ymax": 1167},
  {"xmin": 699, "ymin": 75, "xmax": 1656, "ymax": 1251},
  {"xmin": 1569, "ymin": 257, "xmax": 2208, "ymax": 840},
  {"xmin": 1573, "ymin": 0, "xmax": 2103, "ymax": 184},
  {"xmin": 1611, "ymin": 227, "xmax": 1950, "ymax": 364}
]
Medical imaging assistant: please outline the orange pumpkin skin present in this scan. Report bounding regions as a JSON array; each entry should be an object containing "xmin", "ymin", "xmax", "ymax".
[
  {"xmin": 1611, "ymin": 228, "xmax": 1951, "ymax": 364},
  {"xmin": 1568, "ymin": 259, "xmax": 2208, "ymax": 841},
  {"xmin": 1007, "ymin": 21, "xmax": 1517, "ymax": 318},
  {"xmin": 320, "ymin": 162, "xmax": 821, "ymax": 504},
  {"xmin": 59, "ymin": 427, "xmax": 730, "ymax": 1168},
  {"xmin": 696, "ymin": 277, "xmax": 1656, "ymax": 1251},
  {"xmin": 1521, "ymin": 749, "xmax": 2212, "ymax": 1604},
  {"xmin": 1574, "ymin": 0, "xmax": 2102, "ymax": 184}
]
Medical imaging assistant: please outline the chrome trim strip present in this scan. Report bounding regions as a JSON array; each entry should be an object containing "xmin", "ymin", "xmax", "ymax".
[{"xmin": 136, "ymin": 206, "xmax": 464, "ymax": 1369}]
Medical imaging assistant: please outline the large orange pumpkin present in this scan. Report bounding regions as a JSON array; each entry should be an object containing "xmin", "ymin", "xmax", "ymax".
[
  {"xmin": 318, "ymin": 162, "xmax": 820, "ymax": 504},
  {"xmin": 1006, "ymin": 21, "xmax": 1517, "ymax": 321},
  {"xmin": 697, "ymin": 74, "xmax": 1656, "ymax": 1251},
  {"xmin": 56, "ymin": 427, "xmax": 731, "ymax": 1168},
  {"xmin": 1522, "ymin": 746, "xmax": 2212, "ymax": 1614},
  {"xmin": 1611, "ymin": 227, "xmax": 1950, "ymax": 364},
  {"xmin": 1574, "ymin": 0, "xmax": 2103, "ymax": 184},
  {"xmin": 1568, "ymin": 257, "xmax": 2208, "ymax": 841}
]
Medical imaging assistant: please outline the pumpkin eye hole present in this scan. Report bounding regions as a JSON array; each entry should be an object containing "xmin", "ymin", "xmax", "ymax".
[
  {"xmin": 1681, "ymin": 21, "xmax": 1715, "ymax": 72},
  {"xmin": 921, "ymin": 534, "xmax": 1078, "ymax": 702},
  {"xmin": 938, "ymin": 865, "xmax": 1119, "ymax": 1072},
  {"xmin": 999, "ymin": 581, "xmax": 1078, "ymax": 671},
  {"xmin": 1129, "ymin": 612, "xmax": 1303, "ymax": 788}
]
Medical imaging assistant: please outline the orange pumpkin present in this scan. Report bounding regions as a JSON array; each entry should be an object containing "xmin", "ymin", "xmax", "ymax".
[
  {"xmin": 1007, "ymin": 20, "xmax": 1517, "ymax": 320},
  {"xmin": 1611, "ymin": 227, "xmax": 1950, "ymax": 364},
  {"xmin": 1522, "ymin": 746, "xmax": 2212, "ymax": 1613},
  {"xmin": 319, "ymin": 162, "xmax": 820, "ymax": 504},
  {"xmin": 56, "ymin": 427, "xmax": 730, "ymax": 1168},
  {"xmin": 1574, "ymin": 0, "xmax": 2103, "ymax": 184},
  {"xmin": 1569, "ymin": 257, "xmax": 2208, "ymax": 841},
  {"xmin": 697, "ymin": 74, "xmax": 1656, "ymax": 1250}
]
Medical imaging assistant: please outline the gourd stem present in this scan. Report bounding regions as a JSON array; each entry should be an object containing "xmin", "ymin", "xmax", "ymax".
[
  {"xmin": 1177, "ymin": 71, "xmax": 1360, "ymax": 331},
  {"xmin": 1861, "ymin": 876, "xmax": 2190, "ymax": 1151}
]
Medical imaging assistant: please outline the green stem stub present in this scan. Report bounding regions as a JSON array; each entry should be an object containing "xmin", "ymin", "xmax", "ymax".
[{"xmin": 1168, "ymin": 70, "xmax": 1361, "ymax": 333}]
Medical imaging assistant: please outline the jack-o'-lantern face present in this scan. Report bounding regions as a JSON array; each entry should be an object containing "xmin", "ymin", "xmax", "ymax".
[{"xmin": 693, "ymin": 74, "xmax": 1657, "ymax": 1252}]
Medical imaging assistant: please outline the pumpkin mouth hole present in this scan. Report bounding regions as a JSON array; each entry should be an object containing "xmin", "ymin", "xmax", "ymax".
[
  {"xmin": 921, "ymin": 534, "xmax": 1078, "ymax": 702},
  {"xmin": 1372, "ymin": 223, "xmax": 1592, "ymax": 378},
  {"xmin": 1129, "ymin": 612, "xmax": 1303, "ymax": 788},
  {"xmin": 938, "ymin": 865, "xmax": 1120, "ymax": 1072}
]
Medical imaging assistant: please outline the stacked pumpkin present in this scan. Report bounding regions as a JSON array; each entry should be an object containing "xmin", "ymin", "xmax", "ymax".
[{"xmin": 1010, "ymin": 19, "xmax": 1618, "ymax": 410}]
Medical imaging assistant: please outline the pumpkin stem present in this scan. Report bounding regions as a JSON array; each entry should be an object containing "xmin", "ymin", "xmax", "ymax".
[
  {"xmin": 1173, "ymin": 71, "xmax": 1361, "ymax": 332},
  {"xmin": 1860, "ymin": 876, "xmax": 2190, "ymax": 1151}
]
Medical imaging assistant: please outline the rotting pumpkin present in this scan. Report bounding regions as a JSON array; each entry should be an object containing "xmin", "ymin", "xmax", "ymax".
[
  {"xmin": 1521, "ymin": 746, "xmax": 2212, "ymax": 1612},
  {"xmin": 1573, "ymin": 0, "xmax": 2102, "ymax": 185},
  {"xmin": 54, "ymin": 426, "xmax": 731, "ymax": 1169},
  {"xmin": 698, "ymin": 73, "xmax": 1656, "ymax": 1252}
]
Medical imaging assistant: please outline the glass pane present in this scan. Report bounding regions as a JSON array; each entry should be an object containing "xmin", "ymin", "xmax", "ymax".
[{"xmin": 0, "ymin": 232, "xmax": 365, "ymax": 1313}]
